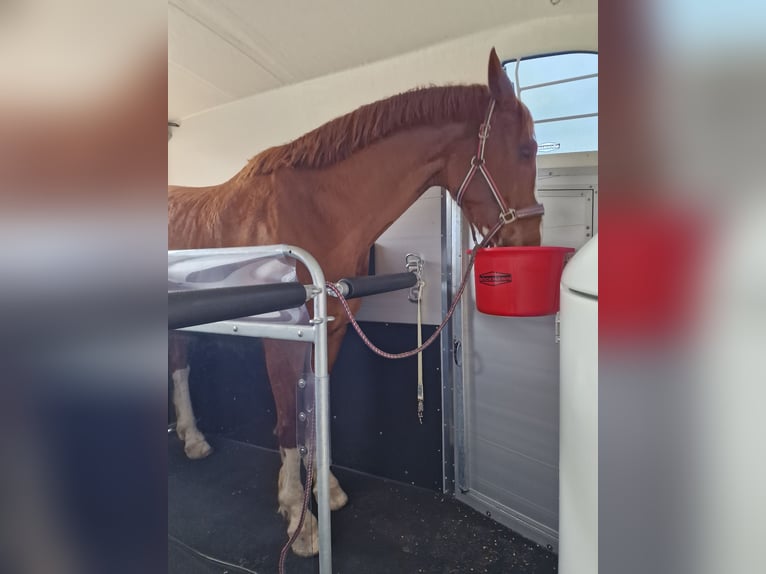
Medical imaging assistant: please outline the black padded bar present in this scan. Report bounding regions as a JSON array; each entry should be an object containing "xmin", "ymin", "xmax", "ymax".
[
  {"xmin": 169, "ymin": 283, "xmax": 309, "ymax": 330},
  {"xmin": 337, "ymin": 272, "xmax": 418, "ymax": 299}
]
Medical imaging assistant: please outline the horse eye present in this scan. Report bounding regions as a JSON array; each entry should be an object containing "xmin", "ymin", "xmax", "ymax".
[{"xmin": 519, "ymin": 146, "xmax": 533, "ymax": 160}]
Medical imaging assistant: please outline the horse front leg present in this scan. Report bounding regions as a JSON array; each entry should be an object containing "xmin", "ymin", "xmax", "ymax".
[
  {"xmin": 310, "ymin": 314, "xmax": 355, "ymax": 511},
  {"xmin": 169, "ymin": 332, "xmax": 212, "ymax": 459},
  {"xmin": 265, "ymin": 310, "xmax": 355, "ymax": 556},
  {"xmin": 265, "ymin": 338, "xmax": 320, "ymax": 557}
]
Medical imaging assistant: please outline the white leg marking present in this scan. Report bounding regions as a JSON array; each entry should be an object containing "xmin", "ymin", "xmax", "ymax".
[
  {"xmin": 172, "ymin": 367, "xmax": 212, "ymax": 459},
  {"xmin": 278, "ymin": 448, "xmax": 319, "ymax": 557},
  {"xmin": 312, "ymin": 466, "xmax": 348, "ymax": 511}
]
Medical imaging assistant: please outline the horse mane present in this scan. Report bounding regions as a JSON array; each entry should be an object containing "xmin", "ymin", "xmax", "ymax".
[{"xmin": 238, "ymin": 84, "xmax": 491, "ymax": 178}]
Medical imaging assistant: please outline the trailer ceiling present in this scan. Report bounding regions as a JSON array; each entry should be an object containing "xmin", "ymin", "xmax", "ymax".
[{"xmin": 168, "ymin": 0, "xmax": 595, "ymax": 120}]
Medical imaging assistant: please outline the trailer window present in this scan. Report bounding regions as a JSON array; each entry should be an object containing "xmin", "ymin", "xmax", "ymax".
[{"xmin": 504, "ymin": 52, "xmax": 598, "ymax": 155}]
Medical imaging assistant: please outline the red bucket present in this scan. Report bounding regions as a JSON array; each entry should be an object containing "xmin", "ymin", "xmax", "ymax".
[{"xmin": 473, "ymin": 246, "xmax": 575, "ymax": 316}]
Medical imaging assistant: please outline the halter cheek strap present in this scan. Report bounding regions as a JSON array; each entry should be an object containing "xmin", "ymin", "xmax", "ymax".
[{"xmin": 454, "ymin": 99, "xmax": 545, "ymax": 247}]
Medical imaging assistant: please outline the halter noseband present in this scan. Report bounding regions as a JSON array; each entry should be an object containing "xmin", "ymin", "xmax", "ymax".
[{"xmin": 454, "ymin": 99, "xmax": 545, "ymax": 247}]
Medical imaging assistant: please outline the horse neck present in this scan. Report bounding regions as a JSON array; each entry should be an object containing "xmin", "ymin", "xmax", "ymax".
[{"xmin": 300, "ymin": 123, "xmax": 468, "ymax": 258}]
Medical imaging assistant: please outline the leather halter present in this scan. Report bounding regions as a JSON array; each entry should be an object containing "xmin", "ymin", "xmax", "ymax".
[{"xmin": 455, "ymin": 99, "xmax": 545, "ymax": 247}]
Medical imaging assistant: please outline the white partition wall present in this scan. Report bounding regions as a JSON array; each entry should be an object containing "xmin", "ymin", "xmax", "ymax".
[{"xmin": 558, "ymin": 235, "xmax": 598, "ymax": 574}]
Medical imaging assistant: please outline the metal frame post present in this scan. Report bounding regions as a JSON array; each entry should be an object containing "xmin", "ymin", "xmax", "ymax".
[
  {"xmin": 169, "ymin": 244, "xmax": 333, "ymax": 573},
  {"xmin": 285, "ymin": 247, "xmax": 332, "ymax": 574}
]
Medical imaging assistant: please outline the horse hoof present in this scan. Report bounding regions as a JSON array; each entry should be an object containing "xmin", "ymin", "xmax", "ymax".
[
  {"xmin": 290, "ymin": 525, "xmax": 319, "ymax": 557},
  {"xmin": 184, "ymin": 437, "xmax": 213, "ymax": 460}
]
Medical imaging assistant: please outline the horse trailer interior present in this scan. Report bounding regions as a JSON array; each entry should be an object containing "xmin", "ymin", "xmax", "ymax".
[{"xmin": 168, "ymin": 2, "xmax": 598, "ymax": 573}]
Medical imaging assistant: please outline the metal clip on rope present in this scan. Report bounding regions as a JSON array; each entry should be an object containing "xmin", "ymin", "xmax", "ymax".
[{"xmin": 325, "ymin": 249, "xmax": 477, "ymax": 361}]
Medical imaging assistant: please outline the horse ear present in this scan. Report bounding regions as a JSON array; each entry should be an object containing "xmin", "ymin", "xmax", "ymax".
[{"xmin": 487, "ymin": 47, "xmax": 517, "ymax": 105}]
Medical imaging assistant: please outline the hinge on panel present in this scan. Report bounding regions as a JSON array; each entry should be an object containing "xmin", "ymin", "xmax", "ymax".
[{"xmin": 555, "ymin": 311, "xmax": 561, "ymax": 343}]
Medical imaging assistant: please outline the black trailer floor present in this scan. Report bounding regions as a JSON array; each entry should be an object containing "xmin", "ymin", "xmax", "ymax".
[{"xmin": 169, "ymin": 436, "xmax": 557, "ymax": 574}]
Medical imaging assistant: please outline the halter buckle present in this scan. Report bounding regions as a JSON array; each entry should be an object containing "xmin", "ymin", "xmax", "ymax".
[
  {"xmin": 478, "ymin": 123, "xmax": 491, "ymax": 139},
  {"xmin": 470, "ymin": 156, "xmax": 484, "ymax": 167},
  {"xmin": 499, "ymin": 209, "xmax": 517, "ymax": 225}
]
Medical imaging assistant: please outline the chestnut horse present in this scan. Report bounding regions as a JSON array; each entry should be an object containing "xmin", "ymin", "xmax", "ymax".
[{"xmin": 168, "ymin": 48, "xmax": 542, "ymax": 556}]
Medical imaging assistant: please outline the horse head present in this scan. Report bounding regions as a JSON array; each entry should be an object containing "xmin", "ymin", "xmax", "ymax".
[{"xmin": 445, "ymin": 48, "xmax": 543, "ymax": 248}]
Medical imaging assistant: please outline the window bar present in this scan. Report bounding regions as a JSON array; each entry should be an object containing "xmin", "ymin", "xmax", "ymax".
[
  {"xmin": 534, "ymin": 112, "xmax": 598, "ymax": 124},
  {"xmin": 517, "ymin": 73, "xmax": 599, "ymax": 92}
]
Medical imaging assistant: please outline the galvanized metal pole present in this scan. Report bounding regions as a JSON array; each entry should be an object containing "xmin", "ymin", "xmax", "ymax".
[{"xmin": 286, "ymin": 247, "xmax": 332, "ymax": 574}]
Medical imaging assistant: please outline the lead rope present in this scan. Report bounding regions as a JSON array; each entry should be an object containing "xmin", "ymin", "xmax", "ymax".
[
  {"xmin": 326, "ymin": 246, "xmax": 478, "ymax": 362},
  {"xmin": 416, "ymin": 280, "xmax": 424, "ymax": 423}
]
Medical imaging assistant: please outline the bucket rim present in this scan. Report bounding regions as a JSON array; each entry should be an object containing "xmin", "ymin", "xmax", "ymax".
[{"xmin": 471, "ymin": 246, "xmax": 576, "ymax": 254}]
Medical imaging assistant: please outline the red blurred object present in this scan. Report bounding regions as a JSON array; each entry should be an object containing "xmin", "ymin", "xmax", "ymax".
[
  {"xmin": 474, "ymin": 246, "xmax": 575, "ymax": 316},
  {"xmin": 599, "ymin": 203, "xmax": 710, "ymax": 343}
]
